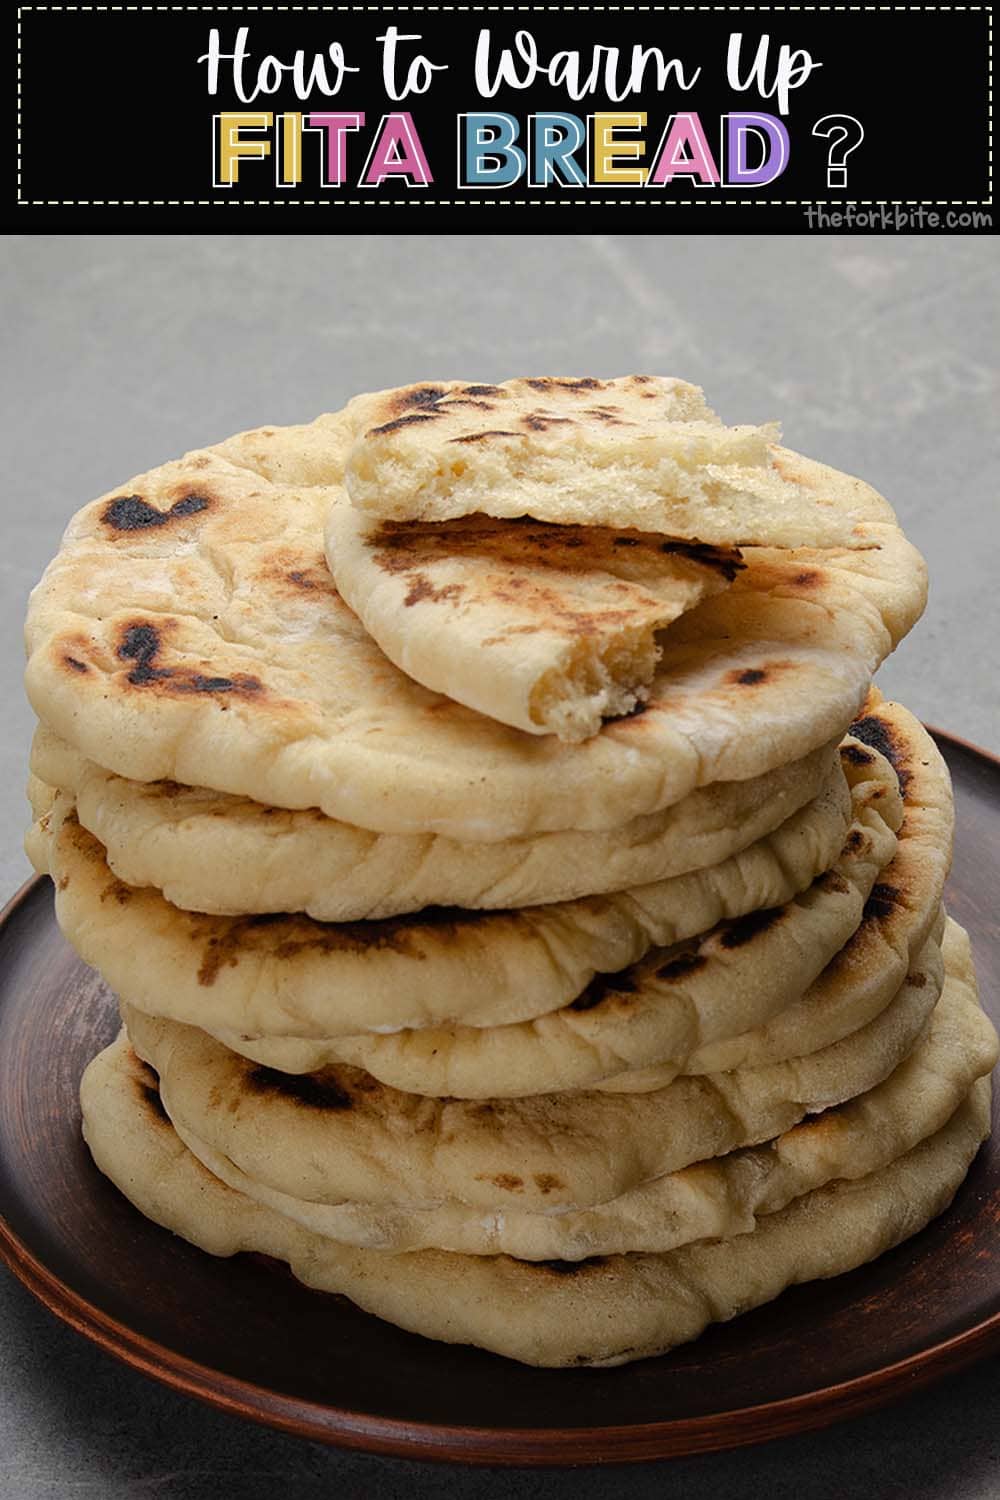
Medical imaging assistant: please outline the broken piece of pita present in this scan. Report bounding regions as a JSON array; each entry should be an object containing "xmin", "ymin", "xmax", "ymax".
[
  {"xmin": 325, "ymin": 495, "xmax": 743, "ymax": 739},
  {"xmin": 343, "ymin": 377, "xmax": 894, "ymax": 545}
]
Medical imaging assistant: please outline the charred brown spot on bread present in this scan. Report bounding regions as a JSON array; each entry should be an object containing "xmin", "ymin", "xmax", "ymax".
[
  {"xmin": 534, "ymin": 1173, "xmax": 564, "ymax": 1194},
  {"xmin": 841, "ymin": 744, "xmax": 876, "ymax": 768},
  {"xmin": 365, "ymin": 384, "xmax": 453, "ymax": 430},
  {"xmin": 490, "ymin": 1173, "xmax": 524, "ymax": 1192},
  {"xmin": 656, "ymin": 950, "xmax": 708, "ymax": 982},
  {"xmin": 793, "ymin": 570, "xmax": 821, "ymax": 587},
  {"xmin": 845, "ymin": 828, "xmax": 866, "ymax": 853},
  {"xmin": 862, "ymin": 883, "xmax": 902, "ymax": 923},
  {"xmin": 817, "ymin": 870, "xmax": 851, "ymax": 895},
  {"xmin": 718, "ymin": 907, "xmax": 784, "ymax": 949},
  {"xmin": 135, "ymin": 1062, "xmax": 171, "ymax": 1125},
  {"xmin": 63, "ymin": 655, "xmax": 89, "ymax": 674},
  {"xmin": 523, "ymin": 377, "xmax": 605, "ymax": 394},
  {"xmin": 369, "ymin": 412, "xmax": 441, "ymax": 438},
  {"xmin": 116, "ymin": 621, "xmax": 263, "ymax": 700},
  {"xmin": 570, "ymin": 971, "xmax": 639, "ymax": 1013},
  {"xmin": 534, "ymin": 1256, "xmax": 607, "ymax": 1275},
  {"xmin": 448, "ymin": 430, "xmax": 522, "ymax": 444},
  {"xmin": 462, "ymin": 384, "xmax": 503, "ymax": 398},
  {"xmin": 245, "ymin": 1065, "xmax": 354, "ymax": 1112},
  {"xmin": 723, "ymin": 659, "xmax": 794, "ymax": 689},
  {"xmin": 659, "ymin": 540, "xmax": 745, "ymax": 582},
  {"xmin": 103, "ymin": 493, "xmax": 210, "ymax": 532},
  {"xmin": 100, "ymin": 875, "xmax": 133, "ymax": 906},
  {"xmin": 370, "ymin": 527, "xmax": 426, "ymax": 570},
  {"xmin": 403, "ymin": 575, "xmax": 464, "ymax": 608},
  {"xmin": 118, "ymin": 623, "xmax": 172, "ymax": 685},
  {"xmin": 586, "ymin": 404, "xmax": 633, "ymax": 424},
  {"xmin": 371, "ymin": 517, "xmax": 716, "ymax": 594},
  {"xmin": 391, "ymin": 384, "xmax": 449, "ymax": 412},
  {"xmin": 849, "ymin": 714, "xmax": 912, "ymax": 796},
  {"xmin": 376, "ymin": 521, "xmax": 667, "ymax": 634},
  {"xmin": 198, "ymin": 905, "xmax": 488, "ymax": 985},
  {"xmin": 521, "ymin": 412, "xmax": 574, "ymax": 432},
  {"xmin": 287, "ymin": 569, "xmax": 319, "ymax": 590},
  {"xmin": 908, "ymin": 971, "xmax": 928, "ymax": 988},
  {"xmin": 270, "ymin": 555, "xmax": 340, "ymax": 597}
]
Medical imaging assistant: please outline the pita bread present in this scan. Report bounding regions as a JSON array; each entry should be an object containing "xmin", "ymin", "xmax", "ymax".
[
  {"xmin": 325, "ymin": 500, "xmax": 744, "ymax": 741},
  {"xmin": 124, "ymin": 925, "xmax": 955, "ymax": 1220},
  {"xmin": 31, "ymin": 756, "xmax": 861, "ymax": 1040},
  {"xmin": 214, "ymin": 717, "xmax": 934, "ymax": 1098},
  {"xmin": 24, "ymin": 432, "xmax": 924, "ymax": 842},
  {"xmin": 28, "ymin": 725, "xmax": 841, "ymax": 919},
  {"xmin": 342, "ymin": 378, "xmax": 892, "ymax": 546},
  {"xmin": 601, "ymin": 698, "xmax": 954, "ymax": 1092},
  {"xmin": 80, "ymin": 1031, "xmax": 992, "ymax": 1367},
  {"xmin": 138, "ymin": 926, "xmax": 996, "ymax": 1259},
  {"xmin": 329, "ymin": 443, "xmax": 925, "ymax": 740}
]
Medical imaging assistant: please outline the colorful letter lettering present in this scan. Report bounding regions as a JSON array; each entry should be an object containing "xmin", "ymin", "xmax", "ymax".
[
  {"xmin": 460, "ymin": 113, "xmax": 526, "ymax": 186},
  {"xmin": 214, "ymin": 112, "xmax": 272, "ymax": 186},
  {"xmin": 647, "ymin": 112, "xmax": 719, "ymax": 185},
  {"xmin": 529, "ymin": 113, "xmax": 586, "ymax": 186},
  {"xmin": 591, "ymin": 112, "xmax": 647, "ymax": 185},
  {"xmin": 305, "ymin": 112, "xmax": 365, "ymax": 186},
  {"xmin": 361, "ymin": 112, "xmax": 433, "ymax": 186},
  {"xmin": 723, "ymin": 112, "xmax": 790, "ymax": 186}
]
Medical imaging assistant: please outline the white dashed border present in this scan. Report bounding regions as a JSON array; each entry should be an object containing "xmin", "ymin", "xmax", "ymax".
[{"xmin": 15, "ymin": 4, "xmax": 994, "ymax": 207}]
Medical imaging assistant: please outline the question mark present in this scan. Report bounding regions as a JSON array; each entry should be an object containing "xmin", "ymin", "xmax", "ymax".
[{"xmin": 812, "ymin": 115, "xmax": 865, "ymax": 188}]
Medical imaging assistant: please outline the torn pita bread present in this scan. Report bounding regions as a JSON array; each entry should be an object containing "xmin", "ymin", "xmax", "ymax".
[{"xmin": 342, "ymin": 377, "xmax": 893, "ymax": 546}]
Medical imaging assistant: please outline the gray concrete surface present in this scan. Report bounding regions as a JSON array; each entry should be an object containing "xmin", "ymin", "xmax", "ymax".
[{"xmin": 1, "ymin": 235, "xmax": 998, "ymax": 1497}]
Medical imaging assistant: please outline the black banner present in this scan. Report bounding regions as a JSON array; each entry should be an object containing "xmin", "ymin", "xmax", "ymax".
[{"xmin": 12, "ymin": 5, "xmax": 993, "ymax": 231}]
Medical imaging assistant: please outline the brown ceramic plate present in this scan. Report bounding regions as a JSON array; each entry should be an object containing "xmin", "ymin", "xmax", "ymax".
[{"xmin": 0, "ymin": 728, "xmax": 998, "ymax": 1467}]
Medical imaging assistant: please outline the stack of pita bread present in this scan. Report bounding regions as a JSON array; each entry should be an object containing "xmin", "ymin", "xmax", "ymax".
[{"xmin": 23, "ymin": 377, "xmax": 996, "ymax": 1368}]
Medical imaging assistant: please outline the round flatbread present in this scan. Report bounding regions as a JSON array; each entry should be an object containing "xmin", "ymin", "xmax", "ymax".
[
  {"xmin": 80, "ymin": 1031, "xmax": 992, "ymax": 1367},
  {"xmin": 599, "ymin": 698, "xmax": 954, "ymax": 1092},
  {"xmin": 214, "ymin": 704, "xmax": 946, "ymax": 1099},
  {"xmin": 31, "ymin": 752, "xmax": 861, "ymax": 1039},
  {"xmin": 28, "ymin": 726, "xmax": 841, "ymax": 920},
  {"xmin": 143, "ymin": 928, "xmax": 997, "ymax": 1258},
  {"xmin": 325, "ymin": 501, "xmax": 745, "ymax": 741},
  {"xmin": 24, "ymin": 427, "xmax": 924, "ymax": 841},
  {"xmin": 326, "ymin": 441, "xmax": 922, "ymax": 741},
  {"xmin": 125, "ymin": 918, "xmax": 972, "ymax": 1224}
]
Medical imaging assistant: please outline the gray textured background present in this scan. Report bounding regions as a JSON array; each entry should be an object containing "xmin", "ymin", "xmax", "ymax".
[{"xmin": 1, "ymin": 234, "xmax": 998, "ymax": 1497}]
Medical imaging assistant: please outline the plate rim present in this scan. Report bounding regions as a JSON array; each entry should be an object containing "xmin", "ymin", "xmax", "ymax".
[{"xmin": 1, "ymin": 724, "xmax": 998, "ymax": 1468}]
